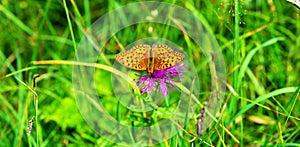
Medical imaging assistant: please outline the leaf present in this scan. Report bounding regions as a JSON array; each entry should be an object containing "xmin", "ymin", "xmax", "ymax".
[{"xmin": 247, "ymin": 115, "xmax": 275, "ymax": 125}]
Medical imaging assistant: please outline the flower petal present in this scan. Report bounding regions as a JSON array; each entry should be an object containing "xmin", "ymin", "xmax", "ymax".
[{"xmin": 135, "ymin": 63, "xmax": 186, "ymax": 97}]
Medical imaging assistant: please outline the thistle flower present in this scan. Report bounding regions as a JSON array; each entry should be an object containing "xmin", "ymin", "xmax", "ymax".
[{"xmin": 135, "ymin": 63, "xmax": 186, "ymax": 98}]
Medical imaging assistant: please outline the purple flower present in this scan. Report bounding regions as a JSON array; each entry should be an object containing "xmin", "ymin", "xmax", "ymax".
[{"xmin": 135, "ymin": 63, "xmax": 186, "ymax": 98}]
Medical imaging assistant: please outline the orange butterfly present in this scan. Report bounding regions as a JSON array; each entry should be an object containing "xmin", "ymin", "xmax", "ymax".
[{"xmin": 116, "ymin": 44, "xmax": 184, "ymax": 74}]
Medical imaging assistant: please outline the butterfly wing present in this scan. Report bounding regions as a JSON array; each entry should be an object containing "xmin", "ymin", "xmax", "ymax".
[
  {"xmin": 152, "ymin": 44, "xmax": 184, "ymax": 70},
  {"xmin": 115, "ymin": 44, "xmax": 151, "ymax": 70}
]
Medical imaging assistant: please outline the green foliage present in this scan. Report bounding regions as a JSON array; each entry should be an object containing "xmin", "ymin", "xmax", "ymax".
[{"xmin": 43, "ymin": 97, "xmax": 84, "ymax": 131}]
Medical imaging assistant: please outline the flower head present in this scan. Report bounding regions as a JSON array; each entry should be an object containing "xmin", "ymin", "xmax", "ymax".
[{"xmin": 135, "ymin": 63, "xmax": 186, "ymax": 98}]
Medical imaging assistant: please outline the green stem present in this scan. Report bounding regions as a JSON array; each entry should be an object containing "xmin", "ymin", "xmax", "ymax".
[
  {"xmin": 232, "ymin": 0, "xmax": 240, "ymax": 146},
  {"xmin": 164, "ymin": 95, "xmax": 169, "ymax": 107},
  {"xmin": 33, "ymin": 87, "xmax": 39, "ymax": 145},
  {"xmin": 233, "ymin": 0, "xmax": 240, "ymax": 108},
  {"xmin": 63, "ymin": 0, "xmax": 77, "ymax": 56}
]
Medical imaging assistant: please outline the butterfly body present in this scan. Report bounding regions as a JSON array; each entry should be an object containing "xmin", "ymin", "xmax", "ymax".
[{"xmin": 116, "ymin": 44, "xmax": 184, "ymax": 74}]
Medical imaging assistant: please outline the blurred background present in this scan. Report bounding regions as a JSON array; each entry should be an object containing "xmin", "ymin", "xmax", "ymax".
[{"xmin": 0, "ymin": 0, "xmax": 299, "ymax": 146}]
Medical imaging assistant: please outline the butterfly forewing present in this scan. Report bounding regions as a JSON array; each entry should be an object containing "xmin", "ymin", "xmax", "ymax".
[
  {"xmin": 152, "ymin": 45, "xmax": 184, "ymax": 70},
  {"xmin": 115, "ymin": 44, "xmax": 151, "ymax": 70}
]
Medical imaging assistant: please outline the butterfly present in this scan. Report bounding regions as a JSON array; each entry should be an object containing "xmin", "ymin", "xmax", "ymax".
[{"xmin": 115, "ymin": 44, "xmax": 184, "ymax": 74}]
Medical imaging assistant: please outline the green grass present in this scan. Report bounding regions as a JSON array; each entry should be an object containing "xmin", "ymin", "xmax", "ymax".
[{"xmin": 0, "ymin": 0, "xmax": 299, "ymax": 146}]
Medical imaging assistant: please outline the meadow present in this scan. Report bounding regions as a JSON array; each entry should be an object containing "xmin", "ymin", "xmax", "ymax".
[{"xmin": 0, "ymin": 0, "xmax": 299, "ymax": 146}]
